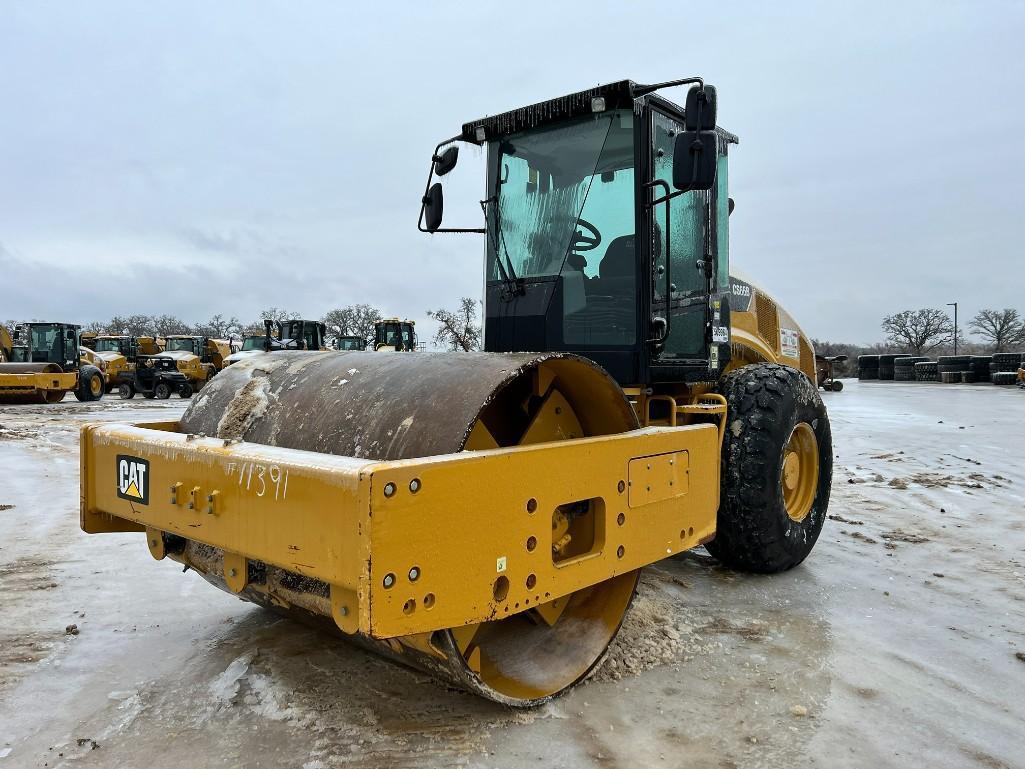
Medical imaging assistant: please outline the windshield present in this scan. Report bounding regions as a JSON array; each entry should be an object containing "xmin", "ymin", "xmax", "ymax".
[
  {"xmin": 337, "ymin": 337, "xmax": 363, "ymax": 350},
  {"xmin": 486, "ymin": 110, "xmax": 637, "ymax": 346},
  {"xmin": 28, "ymin": 324, "xmax": 78, "ymax": 365},
  {"xmin": 376, "ymin": 323, "xmax": 400, "ymax": 346},
  {"xmin": 241, "ymin": 336, "xmax": 265, "ymax": 351},
  {"xmin": 165, "ymin": 338, "xmax": 197, "ymax": 353},
  {"xmin": 95, "ymin": 339, "xmax": 124, "ymax": 353},
  {"xmin": 486, "ymin": 110, "xmax": 635, "ymax": 281}
]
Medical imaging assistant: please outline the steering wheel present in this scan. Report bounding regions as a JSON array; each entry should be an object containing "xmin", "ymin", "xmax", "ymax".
[{"xmin": 571, "ymin": 217, "xmax": 602, "ymax": 252}]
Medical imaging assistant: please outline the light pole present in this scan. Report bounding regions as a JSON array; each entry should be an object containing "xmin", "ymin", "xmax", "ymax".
[{"xmin": 947, "ymin": 302, "xmax": 958, "ymax": 355}]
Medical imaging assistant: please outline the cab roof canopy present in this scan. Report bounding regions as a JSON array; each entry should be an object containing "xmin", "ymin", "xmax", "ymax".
[{"xmin": 460, "ymin": 78, "xmax": 739, "ymax": 145}]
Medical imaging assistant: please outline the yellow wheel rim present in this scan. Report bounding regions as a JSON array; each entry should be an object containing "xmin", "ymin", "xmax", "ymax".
[
  {"xmin": 90, "ymin": 375, "xmax": 102, "ymax": 397},
  {"xmin": 782, "ymin": 422, "xmax": 819, "ymax": 523}
]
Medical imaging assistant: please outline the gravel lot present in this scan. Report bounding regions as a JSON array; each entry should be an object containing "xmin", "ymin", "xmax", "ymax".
[{"xmin": 1, "ymin": 382, "xmax": 1022, "ymax": 768}]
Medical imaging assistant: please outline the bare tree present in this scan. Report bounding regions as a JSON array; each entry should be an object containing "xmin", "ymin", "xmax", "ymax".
[
  {"xmin": 194, "ymin": 313, "xmax": 228, "ymax": 337},
  {"xmin": 193, "ymin": 313, "xmax": 243, "ymax": 340},
  {"xmin": 259, "ymin": 307, "xmax": 301, "ymax": 322},
  {"xmin": 104, "ymin": 314, "xmax": 159, "ymax": 336},
  {"xmin": 969, "ymin": 308, "xmax": 1025, "ymax": 352},
  {"xmin": 243, "ymin": 307, "xmax": 303, "ymax": 336},
  {"xmin": 152, "ymin": 314, "xmax": 192, "ymax": 337},
  {"xmin": 880, "ymin": 309, "xmax": 955, "ymax": 355},
  {"xmin": 321, "ymin": 304, "xmax": 383, "ymax": 347},
  {"xmin": 427, "ymin": 298, "xmax": 481, "ymax": 351}
]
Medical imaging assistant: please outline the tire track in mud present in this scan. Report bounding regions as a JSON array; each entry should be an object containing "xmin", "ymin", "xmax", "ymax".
[{"xmin": 0, "ymin": 556, "xmax": 66, "ymax": 695}]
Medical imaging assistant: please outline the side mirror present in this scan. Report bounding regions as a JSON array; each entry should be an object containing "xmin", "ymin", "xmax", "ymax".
[
  {"xmin": 684, "ymin": 85, "xmax": 717, "ymax": 131},
  {"xmin": 433, "ymin": 146, "xmax": 459, "ymax": 176},
  {"xmin": 673, "ymin": 131, "xmax": 717, "ymax": 191},
  {"xmin": 423, "ymin": 183, "xmax": 444, "ymax": 232}
]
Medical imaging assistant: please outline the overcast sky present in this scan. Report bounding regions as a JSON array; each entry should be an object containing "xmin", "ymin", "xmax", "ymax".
[{"xmin": 2, "ymin": 1, "xmax": 1023, "ymax": 344}]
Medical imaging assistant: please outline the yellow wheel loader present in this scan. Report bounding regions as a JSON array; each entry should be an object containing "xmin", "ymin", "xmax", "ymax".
[
  {"xmin": 80, "ymin": 78, "xmax": 831, "ymax": 706},
  {"xmin": 373, "ymin": 318, "xmax": 418, "ymax": 351},
  {"xmin": 1, "ymin": 322, "xmax": 105, "ymax": 404},
  {"xmin": 158, "ymin": 335, "xmax": 231, "ymax": 388}
]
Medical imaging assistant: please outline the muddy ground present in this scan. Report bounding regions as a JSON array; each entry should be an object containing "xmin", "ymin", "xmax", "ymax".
[{"xmin": 0, "ymin": 382, "xmax": 1022, "ymax": 768}]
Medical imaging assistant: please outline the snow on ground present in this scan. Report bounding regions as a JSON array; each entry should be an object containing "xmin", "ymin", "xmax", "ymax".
[{"xmin": 0, "ymin": 382, "xmax": 1022, "ymax": 768}]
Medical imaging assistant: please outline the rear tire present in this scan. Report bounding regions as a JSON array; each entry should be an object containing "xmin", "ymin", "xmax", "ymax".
[
  {"xmin": 119, "ymin": 383, "xmax": 135, "ymax": 399},
  {"xmin": 707, "ymin": 363, "xmax": 833, "ymax": 573},
  {"xmin": 154, "ymin": 382, "xmax": 172, "ymax": 400},
  {"xmin": 178, "ymin": 383, "xmax": 193, "ymax": 398},
  {"xmin": 831, "ymin": 380, "xmax": 844, "ymax": 392},
  {"xmin": 74, "ymin": 365, "xmax": 105, "ymax": 402}
]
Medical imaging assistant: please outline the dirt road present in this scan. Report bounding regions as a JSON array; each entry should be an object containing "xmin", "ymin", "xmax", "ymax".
[{"xmin": 0, "ymin": 382, "xmax": 1022, "ymax": 768}]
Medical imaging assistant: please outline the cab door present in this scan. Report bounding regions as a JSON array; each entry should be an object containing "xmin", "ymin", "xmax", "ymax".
[{"xmin": 648, "ymin": 107, "xmax": 712, "ymax": 380}]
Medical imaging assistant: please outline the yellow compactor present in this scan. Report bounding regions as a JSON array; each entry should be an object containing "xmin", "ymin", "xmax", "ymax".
[
  {"xmin": 2, "ymin": 322, "xmax": 105, "ymax": 403},
  {"xmin": 81, "ymin": 78, "xmax": 832, "ymax": 706}
]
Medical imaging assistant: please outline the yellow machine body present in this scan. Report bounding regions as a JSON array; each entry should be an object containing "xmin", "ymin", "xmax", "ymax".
[
  {"xmin": 159, "ymin": 336, "xmax": 231, "ymax": 387},
  {"xmin": 81, "ymin": 419, "xmax": 718, "ymax": 639},
  {"xmin": 76, "ymin": 78, "xmax": 831, "ymax": 707},
  {"xmin": 724, "ymin": 270, "xmax": 816, "ymax": 382},
  {"xmin": 1, "ymin": 322, "xmax": 103, "ymax": 403},
  {"xmin": 81, "ymin": 351, "xmax": 726, "ymax": 704},
  {"xmin": 0, "ymin": 324, "xmax": 13, "ymax": 363},
  {"xmin": 0, "ymin": 365, "xmax": 78, "ymax": 402},
  {"xmin": 92, "ymin": 335, "xmax": 163, "ymax": 388}
]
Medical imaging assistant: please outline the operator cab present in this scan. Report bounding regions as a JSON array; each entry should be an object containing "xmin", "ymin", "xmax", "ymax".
[
  {"xmin": 418, "ymin": 77, "xmax": 734, "ymax": 386},
  {"xmin": 374, "ymin": 319, "xmax": 417, "ymax": 352},
  {"xmin": 94, "ymin": 337, "xmax": 129, "ymax": 355},
  {"xmin": 240, "ymin": 335, "xmax": 270, "ymax": 352},
  {"xmin": 11, "ymin": 323, "xmax": 81, "ymax": 370},
  {"xmin": 335, "ymin": 335, "xmax": 366, "ymax": 351},
  {"xmin": 263, "ymin": 319, "xmax": 326, "ymax": 351},
  {"xmin": 165, "ymin": 337, "xmax": 204, "ymax": 356}
]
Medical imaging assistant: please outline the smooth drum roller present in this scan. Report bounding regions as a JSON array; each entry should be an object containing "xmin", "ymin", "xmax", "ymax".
[
  {"xmin": 177, "ymin": 350, "xmax": 640, "ymax": 705},
  {"xmin": 0, "ymin": 362, "xmax": 67, "ymax": 404}
]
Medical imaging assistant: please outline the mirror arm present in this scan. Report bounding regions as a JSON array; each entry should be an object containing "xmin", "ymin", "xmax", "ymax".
[
  {"xmin": 632, "ymin": 76, "xmax": 703, "ymax": 98},
  {"xmin": 417, "ymin": 135, "xmax": 487, "ymax": 234}
]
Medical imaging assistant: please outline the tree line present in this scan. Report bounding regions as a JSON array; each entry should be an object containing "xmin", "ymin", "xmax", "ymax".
[{"xmin": 46, "ymin": 298, "xmax": 485, "ymax": 351}]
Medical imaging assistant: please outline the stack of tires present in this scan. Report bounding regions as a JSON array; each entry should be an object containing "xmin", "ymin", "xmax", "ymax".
[
  {"xmin": 914, "ymin": 361, "xmax": 939, "ymax": 382},
  {"xmin": 878, "ymin": 354, "xmax": 911, "ymax": 380},
  {"xmin": 858, "ymin": 355, "xmax": 880, "ymax": 380},
  {"xmin": 991, "ymin": 352, "xmax": 1024, "ymax": 385},
  {"xmin": 894, "ymin": 356, "xmax": 930, "ymax": 381},
  {"xmin": 937, "ymin": 355, "xmax": 972, "ymax": 383},
  {"xmin": 966, "ymin": 355, "xmax": 993, "ymax": 384}
]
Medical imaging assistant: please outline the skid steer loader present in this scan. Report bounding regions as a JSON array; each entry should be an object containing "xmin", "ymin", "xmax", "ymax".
[
  {"xmin": 80, "ymin": 77, "xmax": 831, "ymax": 706},
  {"xmin": 1, "ymin": 322, "xmax": 105, "ymax": 403}
]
